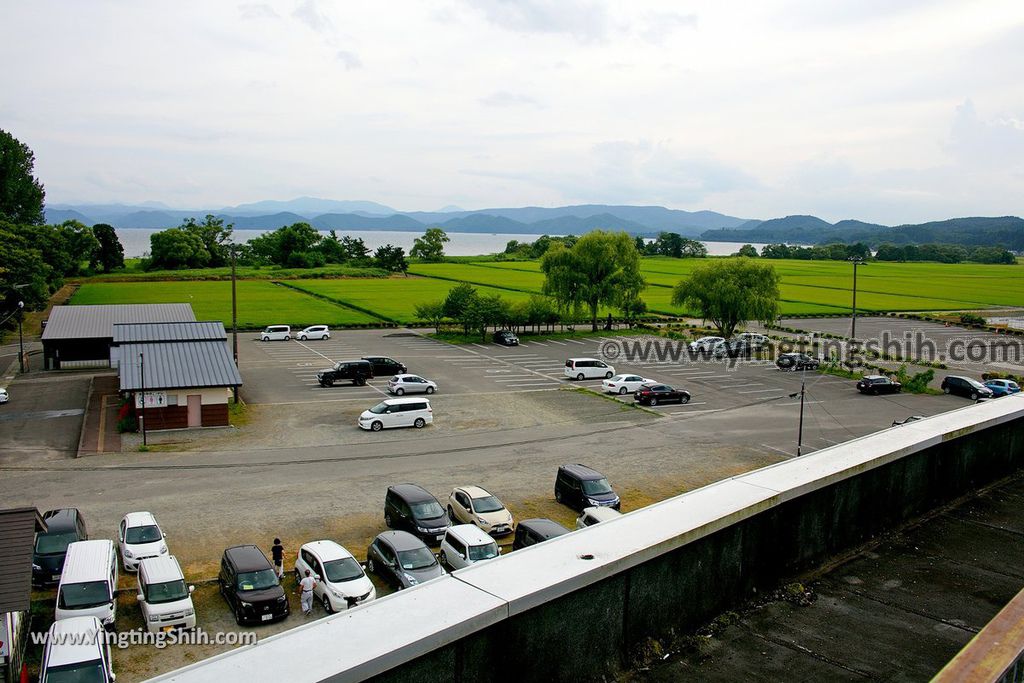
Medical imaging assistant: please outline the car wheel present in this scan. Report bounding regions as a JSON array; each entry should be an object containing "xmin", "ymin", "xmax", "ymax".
[
  {"xmin": 447, "ymin": 505, "xmax": 455, "ymax": 522},
  {"xmin": 605, "ymin": 371, "xmax": 613, "ymax": 379},
  {"xmin": 943, "ymin": 386, "xmax": 950, "ymax": 394},
  {"xmin": 872, "ymin": 388, "xmax": 879, "ymax": 396},
  {"xmin": 367, "ymin": 558, "xmax": 376, "ymax": 574},
  {"xmin": 970, "ymin": 392, "xmax": 979, "ymax": 400},
  {"xmin": 294, "ymin": 569, "xmax": 302, "ymax": 584},
  {"xmin": 261, "ymin": 337, "xmax": 268, "ymax": 342},
  {"xmin": 371, "ymin": 421, "xmax": 383, "ymax": 432},
  {"xmin": 300, "ymin": 335, "xmax": 307, "ymax": 341},
  {"xmin": 395, "ymin": 388, "xmax": 404, "ymax": 395},
  {"xmin": 322, "ymin": 594, "xmax": 333, "ymax": 613},
  {"xmin": 325, "ymin": 379, "xmax": 334, "ymax": 387},
  {"xmin": 385, "ymin": 512, "xmax": 393, "ymax": 527},
  {"xmin": 356, "ymin": 377, "xmax": 366, "ymax": 386},
  {"xmin": 649, "ymin": 397, "xmax": 658, "ymax": 406},
  {"xmin": 439, "ymin": 550, "xmax": 448, "ymax": 567},
  {"xmin": 618, "ymin": 387, "xmax": 627, "ymax": 395},
  {"xmin": 680, "ymin": 394, "xmax": 690, "ymax": 404},
  {"xmin": 234, "ymin": 606, "xmax": 244, "ymax": 625},
  {"xmin": 426, "ymin": 386, "xmax": 435, "ymax": 394},
  {"xmin": 414, "ymin": 417, "xmax": 426, "ymax": 428},
  {"xmin": 576, "ymin": 373, "xmax": 585, "ymax": 381}
]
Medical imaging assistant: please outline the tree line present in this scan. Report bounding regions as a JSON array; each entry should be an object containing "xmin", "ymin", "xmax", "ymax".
[{"xmin": 746, "ymin": 242, "xmax": 1016, "ymax": 264}]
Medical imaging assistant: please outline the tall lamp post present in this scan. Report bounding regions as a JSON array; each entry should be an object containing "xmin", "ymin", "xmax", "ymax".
[
  {"xmin": 139, "ymin": 351, "xmax": 147, "ymax": 446},
  {"xmin": 848, "ymin": 257, "xmax": 867, "ymax": 340},
  {"xmin": 230, "ymin": 244, "xmax": 239, "ymax": 403},
  {"xmin": 17, "ymin": 300, "xmax": 25, "ymax": 374},
  {"xmin": 788, "ymin": 368, "xmax": 807, "ymax": 457}
]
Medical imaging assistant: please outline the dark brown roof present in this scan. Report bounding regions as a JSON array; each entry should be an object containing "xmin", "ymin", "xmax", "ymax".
[{"xmin": 0, "ymin": 507, "xmax": 45, "ymax": 613}]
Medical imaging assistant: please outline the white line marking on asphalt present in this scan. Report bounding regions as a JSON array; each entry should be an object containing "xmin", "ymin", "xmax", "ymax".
[
  {"xmin": 566, "ymin": 339, "xmax": 585, "ymax": 344},
  {"xmin": 547, "ymin": 340, "xmax": 567, "ymax": 345},
  {"xmin": 738, "ymin": 388, "xmax": 784, "ymax": 394},
  {"xmin": 502, "ymin": 382, "xmax": 561, "ymax": 387},
  {"xmin": 778, "ymin": 400, "xmax": 824, "ymax": 406},
  {"xmin": 760, "ymin": 443, "xmax": 795, "ymax": 458},
  {"xmin": 472, "ymin": 343, "xmax": 488, "ymax": 349}
]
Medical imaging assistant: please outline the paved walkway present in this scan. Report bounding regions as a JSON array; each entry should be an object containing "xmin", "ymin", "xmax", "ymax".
[{"xmin": 78, "ymin": 374, "xmax": 122, "ymax": 455}]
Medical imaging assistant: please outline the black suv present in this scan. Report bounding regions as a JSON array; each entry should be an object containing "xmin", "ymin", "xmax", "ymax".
[
  {"xmin": 512, "ymin": 519, "xmax": 571, "ymax": 551},
  {"xmin": 857, "ymin": 375, "xmax": 902, "ymax": 395},
  {"xmin": 362, "ymin": 356, "xmax": 407, "ymax": 376},
  {"xmin": 941, "ymin": 375, "xmax": 993, "ymax": 400},
  {"xmin": 554, "ymin": 464, "xmax": 620, "ymax": 511},
  {"xmin": 384, "ymin": 484, "xmax": 450, "ymax": 544},
  {"xmin": 33, "ymin": 508, "xmax": 89, "ymax": 586},
  {"xmin": 317, "ymin": 359, "xmax": 373, "ymax": 387},
  {"xmin": 218, "ymin": 545, "xmax": 289, "ymax": 625},
  {"xmin": 776, "ymin": 352, "xmax": 820, "ymax": 370},
  {"xmin": 493, "ymin": 330, "xmax": 519, "ymax": 346}
]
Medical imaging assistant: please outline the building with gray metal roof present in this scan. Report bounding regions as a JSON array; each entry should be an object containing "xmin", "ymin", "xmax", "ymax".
[
  {"xmin": 0, "ymin": 507, "xmax": 45, "ymax": 682},
  {"xmin": 113, "ymin": 321, "xmax": 226, "ymax": 344},
  {"xmin": 116, "ymin": 341, "xmax": 241, "ymax": 392}
]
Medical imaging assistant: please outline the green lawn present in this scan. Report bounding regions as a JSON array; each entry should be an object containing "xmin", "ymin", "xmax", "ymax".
[{"xmin": 71, "ymin": 281, "xmax": 383, "ymax": 328}]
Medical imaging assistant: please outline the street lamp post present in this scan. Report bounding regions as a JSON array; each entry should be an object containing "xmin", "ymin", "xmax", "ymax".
[
  {"xmin": 230, "ymin": 244, "xmax": 239, "ymax": 403},
  {"xmin": 788, "ymin": 368, "xmax": 807, "ymax": 457},
  {"xmin": 139, "ymin": 351, "xmax": 147, "ymax": 446},
  {"xmin": 17, "ymin": 300, "xmax": 25, "ymax": 373},
  {"xmin": 848, "ymin": 258, "xmax": 867, "ymax": 340}
]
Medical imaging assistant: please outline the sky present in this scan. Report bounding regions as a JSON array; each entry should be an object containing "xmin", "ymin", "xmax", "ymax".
[{"xmin": 1, "ymin": 0, "xmax": 1023, "ymax": 224}]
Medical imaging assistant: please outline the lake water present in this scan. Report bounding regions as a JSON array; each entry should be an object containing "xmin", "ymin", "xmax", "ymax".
[{"xmin": 114, "ymin": 228, "xmax": 764, "ymax": 259}]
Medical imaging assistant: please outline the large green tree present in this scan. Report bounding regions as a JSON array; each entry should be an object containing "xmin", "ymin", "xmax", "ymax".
[
  {"xmin": 374, "ymin": 244, "xmax": 408, "ymax": 274},
  {"xmin": 410, "ymin": 227, "xmax": 450, "ymax": 262},
  {"xmin": 0, "ymin": 129, "xmax": 46, "ymax": 225},
  {"xmin": 90, "ymin": 223, "xmax": 125, "ymax": 272},
  {"xmin": 671, "ymin": 258, "xmax": 781, "ymax": 338},
  {"xmin": 541, "ymin": 230, "xmax": 645, "ymax": 332},
  {"xmin": 148, "ymin": 228, "xmax": 210, "ymax": 269},
  {"xmin": 179, "ymin": 215, "xmax": 233, "ymax": 267}
]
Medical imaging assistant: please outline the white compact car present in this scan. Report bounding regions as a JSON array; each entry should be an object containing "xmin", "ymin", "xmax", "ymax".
[
  {"xmin": 118, "ymin": 511, "xmax": 168, "ymax": 571},
  {"xmin": 564, "ymin": 358, "xmax": 615, "ymax": 380},
  {"xmin": 40, "ymin": 616, "xmax": 115, "ymax": 683},
  {"xmin": 439, "ymin": 525, "xmax": 500, "ymax": 570},
  {"xmin": 358, "ymin": 397, "xmax": 433, "ymax": 431},
  {"xmin": 602, "ymin": 374, "xmax": 654, "ymax": 395},
  {"xmin": 260, "ymin": 325, "xmax": 291, "ymax": 341},
  {"xmin": 689, "ymin": 336, "xmax": 725, "ymax": 353},
  {"xmin": 447, "ymin": 486, "xmax": 514, "ymax": 536},
  {"xmin": 294, "ymin": 540, "xmax": 375, "ymax": 613},
  {"xmin": 387, "ymin": 374, "xmax": 438, "ymax": 395},
  {"xmin": 737, "ymin": 332, "xmax": 769, "ymax": 349},
  {"xmin": 298, "ymin": 325, "xmax": 330, "ymax": 341},
  {"xmin": 576, "ymin": 506, "xmax": 623, "ymax": 529},
  {"xmin": 137, "ymin": 555, "xmax": 196, "ymax": 633},
  {"xmin": 0, "ymin": 388, "xmax": 8, "ymax": 404}
]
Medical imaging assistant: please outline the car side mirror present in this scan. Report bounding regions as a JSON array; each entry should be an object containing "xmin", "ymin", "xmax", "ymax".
[
  {"xmin": 163, "ymin": 532, "xmax": 167, "ymax": 538},
  {"xmin": 136, "ymin": 593, "xmax": 145, "ymax": 602},
  {"xmin": 110, "ymin": 673, "xmax": 116, "ymax": 682},
  {"xmin": 188, "ymin": 585, "xmax": 195, "ymax": 594}
]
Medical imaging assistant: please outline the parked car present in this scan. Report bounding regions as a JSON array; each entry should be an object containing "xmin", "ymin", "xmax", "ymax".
[
  {"xmin": 358, "ymin": 397, "xmax": 433, "ymax": 431},
  {"xmin": 737, "ymin": 332, "xmax": 770, "ymax": 349},
  {"xmin": 136, "ymin": 555, "xmax": 196, "ymax": 633},
  {"xmin": 713, "ymin": 339, "xmax": 752, "ymax": 358},
  {"xmin": 554, "ymin": 464, "xmax": 620, "ymax": 511},
  {"xmin": 564, "ymin": 358, "xmax": 614, "ymax": 380},
  {"xmin": 576, "ymin": 506, "xmax": 623, "ymax": 529},
  {"xmin": 55, "ymin": 540, "xmax": 118, "ymax": 630},
  {"xmin": 689, "ymin": 336, "xmax": 725, "ymax": 354},
  {"xmin": 385, "ymin": 484, "xmax": 450, "ymax": 543},
  {"xmin": 941, "ymin": 375, "xmax": 993, "ymax": 400},
  {"xmin": 366, "ymin": 530, "xmax": 445, "ymax": 590},
  {"xmin": 387, "ymin": 374, "xmax": 438, "ymax": 395},
  {"xmin": 776, "ymin": 353, "xmax": 820, "ymax": 370},
  {"xmin": 512, "ymin": 519, "xmax": 571, "ymax": 550},
  {"xmin": 362, "ymin": 356, "xmax": 407, "ymax": 376},
  {"xmin": 439, "ymin": 525, "xmax": 500, "ymax": 570},
  {"xmin": 602, "ymin": 374, "xmax": 654, "ymax": 395},
  {"xmin": 260, "ymin": 325, "xmax": 290, "ymax": 341},
  {"xmin": 117, "ymin": 511, "xmax": 168, "ymax": 571},
  {"xmin": 40, "ymin": 616, "xmax": 115, "ymax": 683},
  {"xmin": 856, "ymin": 375, "xmax": 902, "ymax": 395},
  {"xmin": 633, "ymin": 383, "xmax": 691, "ymax": 406},
  {"xmin": 293, "ymin": 540, "xmax": 375, "ymax": 614},
  {"xmin": 298, "ymin": 325, "xmax": 330, "ymax": 341},
  {"xmin": 984, "ymin": 379, "xmax": 1021, "ymax": 397},
  {"xmin": 493, "ymin": 329, "xmax": 519, "ymax": 346},
  {"xmin": 33, "ymin": 508, "xmax": 89, "ymax": 586},
  {"xmin": 447, "ymin": 485, "xmax": 514, "ymax": 536},
  {"xmin": 0, "ymin": 387, "xmax": 8, "ymax": 404},
  {"xmin": 218, "ymin": 545, "xmax": 289, "ymax": 625},
  {"xmin": 317, "ymin": 359, "xmax": 373, "ymax": 387}
]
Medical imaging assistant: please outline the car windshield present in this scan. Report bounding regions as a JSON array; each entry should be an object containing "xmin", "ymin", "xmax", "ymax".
[
  {"xmin": 125, "ymin": 524, "xmax": 162, "ymax": 544},
  {"xmin": 323, "ymin": 557, "xmax": 364, "ymax": 582},
  {"xmin": 43, "ymin": 660, "xmax": 107, "ymax": 683},
  {"xmin": 35, "ymin": 531, "xmax": 78, "ymax": 555},
  {"xmin": 468, "ymin": 542, "xmax": 499, "ymax": 561},
  {"xmin": 147, "ymin": 579, "xmax": 189, "ymax": 604},
  {"xmin": 410, "ymin": 500, "xmax": 445, "ymax": 519},
  {"xmin": 582, "ymin": 478, "xmax": 613, "ymax": 495},
  {"xmin": 236, "ymin": 569, "xmax": 278, "ymax": 591},
  {"xmin": 472, "ymin": 495, "xmax": 504, "ymax": 514},
  {"xmin": 58, "ymin": 581, "xmax": 110, "ymax": 609},
  {"xmin": 368, "ymin": 401, "xmax": 389, "ymax": 415},
  {"xmin": 398, "ymin": 547, "xmax": 437, "ymax": 570}
]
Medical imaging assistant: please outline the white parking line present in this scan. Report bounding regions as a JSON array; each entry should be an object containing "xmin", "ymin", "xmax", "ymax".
[
  {"xmin": 472, "ymin": 343, "xmax": 488, "ymax": 349},
  {"xmin": 760, "ymin": 443, "xmax": 795, "ymax": 458},
  {"xmin": 739, "ymin": 388, "xmax": 785, "ymax": 394},
  {"xmin": 566, "ymin": 339, "xmax": 585, "ymax": 345},
  {"xmin": 547, "ymin": 340, "xmax": 567, "ymax": 345},
  {"xmin": 502, "ymin": 381, "xmax": 561, "ymax": 387}
]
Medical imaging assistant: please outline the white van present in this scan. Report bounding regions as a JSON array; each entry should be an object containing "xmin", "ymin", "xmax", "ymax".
[
  {"xmin": 358, "ymin": 397, "xmax": 433, "ymax": 431},
  {"xmin": 564, "ymin": 358, "xmax": 615, "ymax": 380},
  {"xmin": 439, "ymin": 524, "xmax": 500, "ymax": 570},
  {"xmin": 137, "ymin": 555, "xmax": 196, "ymax": 633},
  {"xmin": 56, "ymin": 540, "xmax": 118, "ymax": 629},
  {"xmin": 576, "ymin": 506, "xmax": 623, "ymax": 529},
  {"xmin": 40, "ymin": 616, "xmax": 115, "ymax": 683},
  {"xmin": 260, "ymin": 325, "xmax": 291, "ymax": 341}
]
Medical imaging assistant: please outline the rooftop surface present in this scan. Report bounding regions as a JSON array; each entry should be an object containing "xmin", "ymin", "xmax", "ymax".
[
  {"xmin": 42, "ymin": 303, "xmax": 196, "ymax": 340},
  {"xmin": 642, "ymin": 471, "xmax": 1024, "ymax": 681}
]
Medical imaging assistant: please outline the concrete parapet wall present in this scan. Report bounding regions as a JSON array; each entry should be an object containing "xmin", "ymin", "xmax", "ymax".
[{"xmin": 148, "ymin": 395, "xmax": 1024, "ymax": 683}]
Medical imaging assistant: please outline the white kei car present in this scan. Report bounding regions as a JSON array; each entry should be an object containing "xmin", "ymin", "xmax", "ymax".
[
  {"xmin": 294, "ymin": 540, "xmax": 376, "ymax": 613},
  {"xmin": 298, "ymin": 325, "xmax": 330, "ymax": 341},
  {"xmin": 117, "ymin": 511, "xmax": 168, "ymax": 572},
  {"xmin": 602, "ymin": 374, "xmax": 655, "ymax": 395}
]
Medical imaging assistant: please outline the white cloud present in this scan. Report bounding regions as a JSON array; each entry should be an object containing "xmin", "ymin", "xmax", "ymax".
[
  {"xmin": 460, "ymin": 0, "xmax": 609, "ymax": 42},
  {"xmin": 479, "ymin": 91, "xmax": 541, "ymax": 107},
  {"xmin": 336, "ymin": 50, "xmax": 362, "ymax": 69}
]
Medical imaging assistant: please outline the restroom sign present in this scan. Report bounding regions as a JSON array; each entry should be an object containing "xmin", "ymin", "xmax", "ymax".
[{"xmin": 135, "ymin": 391, "xmax": 168, "ymax": 408}]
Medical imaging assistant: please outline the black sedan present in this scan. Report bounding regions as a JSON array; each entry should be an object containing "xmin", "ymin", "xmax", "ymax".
[
  {"xmin": 776, "ymin": 353, "xmax": 820, "ymax": 371},
  {"xmin": 633, "ymin": 384, "xmax": 691, "ymax": 406},
  {"xmin": 361, "ymin": 356, "xmax": 407, "ymax": 376},
  {"xmin": 856, "ymin": 375, "xmax": 902, "ymax": 395},
  {"xmin": 493, "ymin": 330, "xmax": 519, "ymax": 346}
]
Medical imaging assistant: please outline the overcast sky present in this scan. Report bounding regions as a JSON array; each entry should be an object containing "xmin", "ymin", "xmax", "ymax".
[{"xmin": 2, "ymin": 0, "xmax": 1022, "ymax": 224}]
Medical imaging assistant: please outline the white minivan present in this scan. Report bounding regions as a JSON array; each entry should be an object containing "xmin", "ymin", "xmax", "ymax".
[
  {"xmin": 137, "ymin": 555, "xmax": 196, "ymax": 633},
  {"xmin": 439, "ymin": 524, "xmax": 500, "ymax": 570},
  {"xmin": 40, "ymin": 616, "xmax": 115, "ymax": 683},
  {"xmin": 358, "ymin": 397, "xmax": 433, "ymax": 431},
  {"xmin": 260, "ymin": 325, "xmax": 291, "ymax": 341},
  {"xmin": 56, "ymin": 540, "xmax": 118, "ymax": 630},
  {"xmin": 564, "ymin": 358, "xmax": 615, "ymax": 380}
]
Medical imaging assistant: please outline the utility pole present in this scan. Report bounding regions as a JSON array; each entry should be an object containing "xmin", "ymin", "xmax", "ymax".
[
  {"xmin": 17, "ymin": 301, "xmax": 25, "ymax": 374},
  {"xmin": 789, "ymin": 368, "xmax": 807, "ymax": 457},
  {"xmin": 849, "ymin": 257, "xmax": 867, "ymax": 340},
  {"xmin": 139, "ymin": 351, "xmax": 147, "ymax": 446},
  {"xmin": 230, "ymin": 244, "xmax": 239, "ymax": 403}
]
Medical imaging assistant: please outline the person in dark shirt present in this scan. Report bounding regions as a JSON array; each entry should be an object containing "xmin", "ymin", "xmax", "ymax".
[{"xmin": 271, "ymin": 537, "xmax": 285, "ymax": 579}]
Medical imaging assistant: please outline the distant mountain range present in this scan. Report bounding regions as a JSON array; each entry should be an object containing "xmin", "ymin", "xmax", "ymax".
[{"xmin": 43, "ymin": 199, "xmax": 1023, "ymax": 249}]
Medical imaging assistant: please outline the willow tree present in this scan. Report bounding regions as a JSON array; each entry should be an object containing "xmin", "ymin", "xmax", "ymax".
[{"xmin": 671, "ymin": 258, "xmax": 781, "ymax": 338}]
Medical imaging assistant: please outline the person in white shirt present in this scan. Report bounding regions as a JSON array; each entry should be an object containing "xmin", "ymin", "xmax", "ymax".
[{"xmin": 298, "ymin": 569, "xmax": 318, "ymax": 616}]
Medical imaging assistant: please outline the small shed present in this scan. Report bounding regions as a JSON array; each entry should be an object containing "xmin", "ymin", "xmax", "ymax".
[
  {"xmin": 41, "ymin": 304, "xmax": 196, "ymax": 370},
  {"xmin": 113, "ymin": 322, "xmax": 242, "ymax": 430},
  {"xmin": 0, "ymin": 507, "xmax": 46, "ymax": 683}
]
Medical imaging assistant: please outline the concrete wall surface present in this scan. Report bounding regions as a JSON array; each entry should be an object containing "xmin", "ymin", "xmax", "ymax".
[{"xmin": 145, "ymin": 395, "xmax": 1024, "ymax": 683}]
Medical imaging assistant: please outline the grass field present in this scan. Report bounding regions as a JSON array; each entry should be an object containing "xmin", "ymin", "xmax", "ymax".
[{"xmin": 71, "ymin": 281, "xmax": 383, "ymax": 327}]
